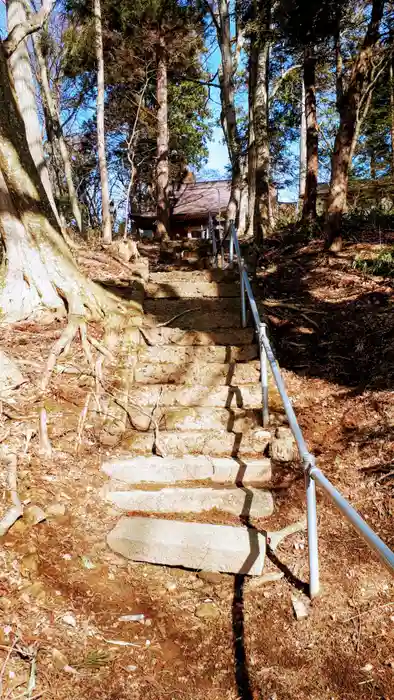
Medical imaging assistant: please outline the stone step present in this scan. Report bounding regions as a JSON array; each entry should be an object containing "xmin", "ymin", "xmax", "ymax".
[
  {"xmin": 149, "ymin": 270, "xmax": 238, "ymax": 283},
  {"xmin": 146, "ymin": 281, "xmax": 239, "ymax": 299},
  {"xmin": 107, "ymin": 517, "xmax": 266, "ymax": 575},
  {"xmin": 128, "ymin": 383, "xmax": 262, "ymax": 408},
  {"xmin": 102, "ymin": 455, "xmax": 272, "ymax": 485},
  {"xmin": 140, "ymin": 327, "xmax": 255, "ymax": 346},
  {"xmin": 138, "ymin": 344, "xmax": 258, "ymax": 364},
  {"xmin": 134, "ymin": 361, "xmax": 261, "ymax": 385},
  {"xmin": 122, "ymin": 428, "xmax": 271, "ymax": 458},
  {"xmin": 145, "ymin": 297, "xmax": 239, "ymax": 315},
  {"xmin": 129, "ymin": 407, "xmax": 262, "ymax": 432},
  {"xmin": 104, "ymin": 487, "xmax": 273, "ymax": 518},
  {"xmin": 144, "ymin": 309, "xmax": 248, "ymax": 331}
]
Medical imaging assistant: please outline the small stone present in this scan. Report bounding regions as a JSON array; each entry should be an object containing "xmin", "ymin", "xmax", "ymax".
[
  {"xmin": 291, "ymin": 594, "xmax": 310, "ymax": 621},
  {"xmin": 164, "ymin": 581, "xmax": 177, "ymax": 592},
  {"xmin": 195, "ymin": 602, "xmax": 220, "ymax": 620},
  {"xmin": 270, "ymin": 428, "xmax": 297, "ymax": 462},
  {"xmin": 23, "ymin": 504, "xmax": 46, "ymax": 526},
  {"xmin": 62, "ymin": 613, "xmax": 77, "ymax": 628},
  {"xmin": 52, "ymin": 648, "xmax": 68, "ymax": 670},
  {"xmin": 0, "ymin": 597, "xmax": 12, "ymax": 612},
  {"xmin": 46, "ymin": 503, "xmax": 66, "ymax": 518},
  {"xmin": 247, "ymin": 572, "xmax": 284, "ymax": 590},
  {"xmin": 197, "ymin": 571, "xmax": 223, "ymax": 585},
  {"xmin": 23, "ymin": 581, "xmax": 46, "ymax": 602},
  {"xmin": 126, "ymin": 665, "xmax": 137, "ymax": 672},
  {"xmin": 361, "ymin": 663, "xmax": 373, "ymax": 673},
  {"xmin": 20, "ymin": 553, "xmax": 39, "ymax": 577}
]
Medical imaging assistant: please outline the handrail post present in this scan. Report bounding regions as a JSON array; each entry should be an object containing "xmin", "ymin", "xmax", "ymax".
[
  {"xmin": 240, "ymin": 268, "xmax": 247, "ymax": 328},
  {"xmin": 305, "ymin": 457, "xmax": 320, "ymax": 598},
  {"xmin": 259, "ymin": 323, "xmax": 269, "ymax": 427},
  {"xmin": 229, "ymin": 222, "xmax": 234, "ymax": 265}
]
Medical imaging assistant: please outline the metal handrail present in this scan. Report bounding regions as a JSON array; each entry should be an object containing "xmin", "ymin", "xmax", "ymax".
[{"xmin": 220, "ymin": 222, "xmax": 394, "ymax": 597}]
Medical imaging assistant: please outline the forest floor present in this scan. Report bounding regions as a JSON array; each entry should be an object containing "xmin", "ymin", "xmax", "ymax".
[{"xmin": 0, "ymin": 230, "xmax": 393, "ymax": 700}]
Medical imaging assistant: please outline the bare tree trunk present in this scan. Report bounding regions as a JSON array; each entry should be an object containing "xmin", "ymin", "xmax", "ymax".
[
  {"xmin": 156, "ymin": 34, "xmax": 169, "ymax": 240},
  {"xmin": 94, "ymin": 0, "xmax": 111, "ymax": 244},
  {"xmin": 325, "ymin": 0, "xmax": 385, "ymax": 251},
  {"xmin": 302, "ymin": 47, "xmax": 318, "ymax": 223},
  {"xmin": 6, "ymin": 0, "xmax": 60, "ymax": 226},
  {"xmin": 252, "ymin": 1, "xmax": 271, "ymax": 242},
  {"xmin": 213, "ymin": 0, "xmax": 243, "ymax": 223},
  {"xmin": 238, "ymin": 158, "xmax": 248, "ymax": 236},
  {"xmin": 299, "ymin": 79, "xmax": 307, "ymax": 209},
  {"xmin": 33, "ymin": 32, "xmax": 83, "ymax": 234},
  {"xmin": 247, "ymin": 34, "xmax": 257, "ymax": 237},
  {"xmin": 0, "ymin": 42, "xmax": 111, "ymax": 323},
  {"xmin": 390, "ymin": 58, "xmax": 394, "ymax": 175}
]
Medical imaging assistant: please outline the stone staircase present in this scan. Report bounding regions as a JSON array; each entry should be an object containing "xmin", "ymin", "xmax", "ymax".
[{"xmin": 103, "ymin": 245, "xmax": 294, "ymax": 575}]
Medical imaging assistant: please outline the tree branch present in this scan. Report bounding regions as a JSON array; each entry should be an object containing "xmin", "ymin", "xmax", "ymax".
[
  {"xmin": 3, "ymin": 1, "xmax": 53, "ymax": 58},
  {"xmin": 269, "ymin": 64, "xmax": 301, "ymax": 102}
]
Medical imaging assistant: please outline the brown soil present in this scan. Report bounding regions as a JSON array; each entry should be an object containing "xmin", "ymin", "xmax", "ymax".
[{"xmin": 0, "ymin": 237, "xmax": 393, "ymax": 700}]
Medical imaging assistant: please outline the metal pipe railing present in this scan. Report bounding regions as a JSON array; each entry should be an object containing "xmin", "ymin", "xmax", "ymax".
[{"xmin": 214, "ymin": 222, "xmax": 394, "ymax": 596}]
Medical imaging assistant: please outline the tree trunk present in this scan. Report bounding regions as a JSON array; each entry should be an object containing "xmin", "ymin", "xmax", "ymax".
[
  {"xmin": 247, "ymin": 33, "xmax": 257, "ymax": 237},
  {"xmin": 390, "ymin": 58, "xmax": 394, "ymax": 175},
  {"xmin": 33, "ymin": 33, "xmax": 83, "ymax": 235},
  {"xmin": 252, "ymin": 1, "xmax": 271, "ymax": 242},
  {"xmin": 238, "ymin": 158, "xmax": 248, "ymax": 236},
  {"xmin": 325, "ymin": 0, "xmax": 385, "ymax": 251},
  {"xmin": 216, "ymin": 0, "xmax": 243, "ymax": 223},
  {"xmin": 6, "ymin": 0, "xmax": 60, "ymax": 227},
  {"xmin": 0, "ymin": 42, "xmax": 111, "ymax": 323},
  {"xmin": 302, "ymin": 47, "xmax": 318, "ymax": 223},
  {"xmin": 94, "ymin": 0, "xmax": 111, "ymax": 244},
  {"xmin": 156, "ymin": 34, "xmax": 169, "ymax": 240},
  {"xmin": 299, "ymin": 79, "xmax": 307, "ymax": 209}
]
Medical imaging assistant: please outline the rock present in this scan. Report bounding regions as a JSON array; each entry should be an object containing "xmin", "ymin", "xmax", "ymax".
[
  {"xmin": 20, "ymin": 553, "xmax": 39, "ymax": 577},
  {"xmin": 62, "ymin": 613, "xmax": 77, "ymax": 628},
  {"xmin": 0, "ymin": 596, "xmax": 12, "ymax": 611},
  {"xmin": 270, "ymin": 428, "xmax": 297, "ymax": 462},
  {"xmin": 361, "ymin": 663, "xmax": 373, "ymax": 673},
  {"xmin": 0, "ymin": 351, "xmax": 25, "ymax": 395},
  {"xmin": 52, "ymin": 648, "xmax": 68, "ymax": 670},
  {"xmin": 291, "ymin": 594, "xmax": 310, "ymax": 621},
  {"xmin": 23, "ymin": 504, "xmax": 46, "ymax": 526},
  {"xmin": 195, "ymin": 602, "xmax": 220, "ymax": 620},
  {"xmin": 247, "ymin": 572, "xmax": 284, "ymax": 589},
  {"xmin": 46, "ymin": 503, "xmax": 66, "ymax": 518},
  {"xmin": 164, "ymin": 581, "xmax": 177, "ymax": 592},
  {"xmin": 23, "ymin": 581, "xmax": 46, "ymax": 602},
  {"xmin": 107, "ymin": 517, "xmax": 266, "ymax": 575},
  {"xmin": 197, "ymin": 571, "xmax": 223, "ymax": 585}
]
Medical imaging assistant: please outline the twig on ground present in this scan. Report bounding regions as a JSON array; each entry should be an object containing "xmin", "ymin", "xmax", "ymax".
[
  {"xmin": 87, "ymin": 336, "xmax": 115, "ymax": 361},
  {"xmin": 151, "ymin": 387, "xmax": 166, "ymax": 457},
  {"xmin": 0, "ymin": 451, "xmax": 22, "ymax": 536},
  {"xmin": 144, "ymin": 307, "xmax": 200, "ymax": 328},
  {"xmin": 76, "ymin": 393, "xmax": 91, "ymax": 455},
  {"xmin": 38, "ymin": 408, "xmax": 52, "ymax": 459}
]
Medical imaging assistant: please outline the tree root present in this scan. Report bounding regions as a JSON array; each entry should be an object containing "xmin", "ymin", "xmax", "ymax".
[
  {"xmin": 41, "ymin": 315, "xmax": 112, "ymax": 390},
  {"xmin": 38, "ymin": 407, "xmax": 52, "ymax": 458},
  {"xmin": 0, "ymin": 450, "xmax": 22, "ymax": 536}
]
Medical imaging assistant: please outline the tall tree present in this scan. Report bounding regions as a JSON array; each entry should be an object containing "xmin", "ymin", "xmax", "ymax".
[
  {"xmin": 6, "ymin": 0, "xmax": 61, "ymax": 226},
  {"xmin": 94, "ymin": 0, "xmax": 112, "ymax": 244},
  {"xmin": 302, "ymin": 46, "xmax": 318, "ymax": 221},
  {"xmin": 325, "ymin": 0, "xmax": 387, "ymax": 250},
  {"xmin": 156, "ymin": 33, "xmax": 169, "ymax": 239}
]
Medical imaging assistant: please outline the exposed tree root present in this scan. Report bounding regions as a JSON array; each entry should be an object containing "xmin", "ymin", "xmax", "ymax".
[
  {"xmin": 0, "ymin": 450, "xmax": 22, "ymax": 536},
  {"xmin": 38, "ymin": 407, "xmax": 52, "ymax": 458}
]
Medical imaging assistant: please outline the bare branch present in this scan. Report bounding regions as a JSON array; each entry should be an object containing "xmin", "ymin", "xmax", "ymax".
[
  {"xmin": 3, "ymin": 1, "xmax": 54, "ymax": 57},
  {"xmin": 270, "ymin": 64, "xmax": 302, "ymax": 102}
]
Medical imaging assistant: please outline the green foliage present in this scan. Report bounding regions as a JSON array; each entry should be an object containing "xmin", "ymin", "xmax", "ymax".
[{"xmin": 353, "ymin": 249, "xmax": 394, "ymax": 277}]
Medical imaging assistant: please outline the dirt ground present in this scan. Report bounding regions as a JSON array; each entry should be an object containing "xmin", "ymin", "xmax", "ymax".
[{"xmin": 0, "ymin": 234, "xmax": 393, "ymax": 700}]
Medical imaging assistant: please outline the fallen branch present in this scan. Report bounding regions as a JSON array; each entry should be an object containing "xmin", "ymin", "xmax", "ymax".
[
  {"xmin": 38, "ymin": 407, "xmax": 52, "ymax": 458},
  {"xmin": 0, "ymin": 451, "xmax": 22, "ymax": 536},
  {"xmin": 143, "ymin": 307, "xmax": 201, "ymax": 329}
]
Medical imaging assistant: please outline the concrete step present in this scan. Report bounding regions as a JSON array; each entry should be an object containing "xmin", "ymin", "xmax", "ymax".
[
  {"xmin": 104, "ymin": 486, "xmax": 273, "ymax": 518},
  {"xmin": 146, "ymin": 281, "xmax": 239, "ymax": 299},
  {"xmin": 128, "ymin": 383, "xmax": 262, "ymax": 408},
  {"xmin": 149, "ymin": 270, "xmax": 239, "ymax": 283},
  {"xmin": 138, "ymin": 344, "xmax": 258, "ymax": 364},
  {"xmin": 102, "ymin": 455, "xmax": 272, "ymax": 485},
  {"xmin": 134, "ymin": 361, "xmax": 261, "ymax": 385},
  {"xmin": 129, "ymin": 407, "xmax": 262, "ymax": 432},
  {"xmin": 144, "ymin": 309, "xmax": 247, "ymax": 331},
  {"xmin": 122, "ymin": 428, "xmax": 271, "ymax": 458},
  {"xmin": 140, "ymin": 327, "xmax": 255, "ymax": 346},
  {"xmin": 107, "ymin": 517, "xmax": 266, "ymax": 575}
]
